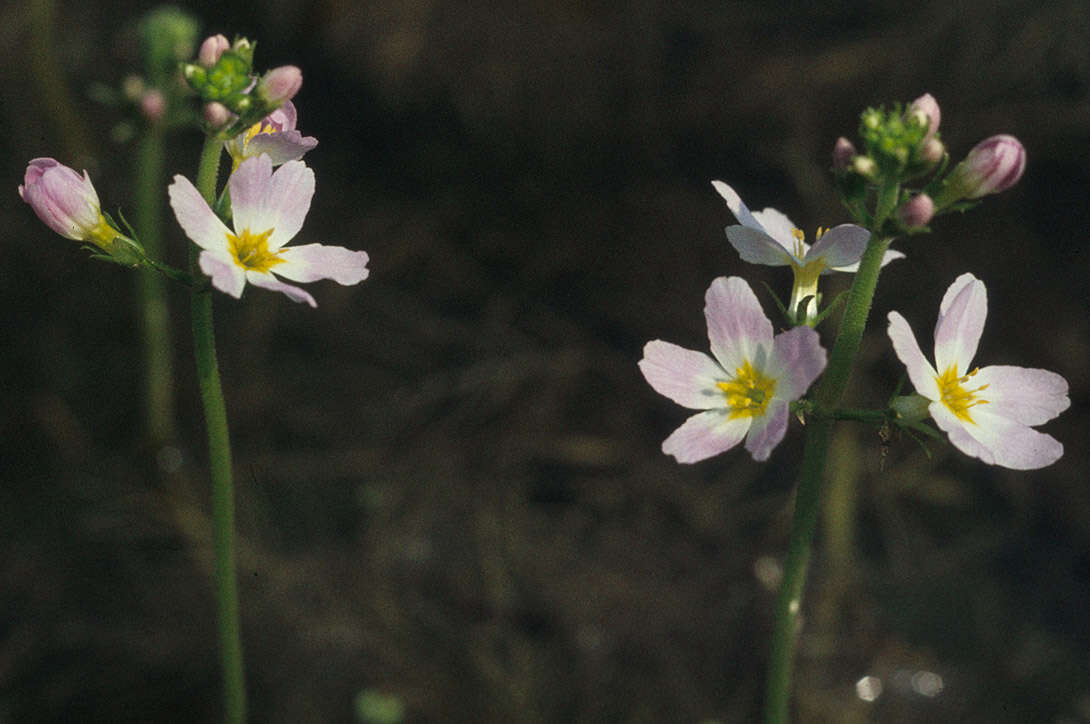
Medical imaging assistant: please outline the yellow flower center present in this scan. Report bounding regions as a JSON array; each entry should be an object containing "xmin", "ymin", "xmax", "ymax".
[
  {"xmin": 716, "ymin": 360, "xmax": 777, "ymax": 420},
  {"xmin": 226, "ymin": 227, "xmax": 283, "ymax": 272},
  {"xmin": 230, "ymin": 121, "xmax": 280, "ymax": 169},
  {"xmin": 935, "ymin": 365, "xmax": 990, "ymax": 423}
]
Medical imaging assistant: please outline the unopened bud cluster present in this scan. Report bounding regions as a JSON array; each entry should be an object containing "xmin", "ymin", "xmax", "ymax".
[{"xmin": 833, "ymin": 93, "xmax": 1024, "ymax": 235}]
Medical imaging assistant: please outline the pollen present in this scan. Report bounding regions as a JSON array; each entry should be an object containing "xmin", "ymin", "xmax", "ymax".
[
  {"xmin": 226, "ymin": 227, "xmax": 283, "ymax": 272},
  {"xmin": 936, "ymin": 365, "xmax": 990, "ymax": 423},
  {"xmin": 716, "ymin": 360, "xmax": 777, "ymax": 419}
]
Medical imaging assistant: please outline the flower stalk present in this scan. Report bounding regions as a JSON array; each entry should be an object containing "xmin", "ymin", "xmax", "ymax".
[{"xmin": 191, "ymin": 134, "xmax": 246, "ymax": 724}]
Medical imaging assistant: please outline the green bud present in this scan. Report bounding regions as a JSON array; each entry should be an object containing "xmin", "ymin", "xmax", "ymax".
[
  {"xmin": 890, "ymin": 394, "xmax": 931, "ymax": 424},
  {"xmin": 139, "ymin": 7, "xmax": 199, "ymax": 83}
]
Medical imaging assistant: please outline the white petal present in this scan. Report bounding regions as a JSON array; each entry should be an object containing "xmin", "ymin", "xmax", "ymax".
[
  {"xmin": 168, "ymin": 174, "xmax": 232, "ymax": 251},
  {"xmin": 711, "ymin": 180, "xmax": 762, "ymax": 231},
  {"xmin": 887, "ymin": 312, "xmax": 940, "ymax": 400},
  {"xmin": 662, "ymin": 410, "xmax": 751, "ymax": 463},
  {"xmin": 934, "ymin": 274, "xmax": 986, "ymax": 373},
  {"xmin": 805, "ymin": 225, "xmax": 869, "ymax": 268},
  {"xmin": 230, "ymin": 157, "xmax": 315, "ymax": 250},
  {"xmin": 973, "ymin": 365, "xmax": 1070, "ymax": 426},
  {"xmin": 705, "ymin": 276, "xmax": 774, "ymax": 373},
  {"xmin": 751, "ymin": 207, "xmax": 797, "ymax": 249},
  {"xmin": 930, "ymin": 401, "xmax": 996, "ymax": 465},
  {"xmin": 246, "ymin": 270, "xmax": 317, "ymax": 307},
  {"xmin": 199, "ymin": 250, "xmax": 246, "ymax": 298},
  {"xmin": 639, "ymin": 341, "xmax": 729, "ymax": 410},
  {"xmin": 830, "ymin": 249, "xmax": 905, "ymax": 273},
  {"xmin": 725, "ymin": 226, "xmax": 794, "ymax": 266},
  {"xmin": 765, "ymin": 325, "xmax": 826, "ymax": 401},
  {"xmin": 227, "ymin": 154, "xmax": 274, "ymax": 236},
  {"xmin": 743, "ymin": 399, "xmax": 789, "ymax": 461},
  {"xmin": 933, "ymin": 402, "xmax": 1064, "ymax": 470},
  {"xmin": 274, "ymin": 243, "xmax": 370, "ymax": 285}
]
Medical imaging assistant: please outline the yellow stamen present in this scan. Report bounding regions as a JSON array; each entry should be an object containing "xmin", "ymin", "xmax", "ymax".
[
  {"xmin": 226, "ymin": 227, "xmax": 283, "ymax": 272},
  {"xmin": 716, "ymin": 360, "xmax": 777, "ymax": 420},
  {"xmin": 936, "ymin": 365, "xmax": 990, "ymax": 423}
]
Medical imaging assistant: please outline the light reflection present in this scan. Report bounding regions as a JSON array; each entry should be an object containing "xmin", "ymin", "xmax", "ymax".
[
  {"xmin": 855, "ymin": 675, "xmax": 883, "ymax": 702},
  {"xmin": 753, "ymin": 555, "xmax": 782, "ymax": 590},
  {"xmin": 911, "ymin": 670, "xmax": 944, "ymax": 698}
]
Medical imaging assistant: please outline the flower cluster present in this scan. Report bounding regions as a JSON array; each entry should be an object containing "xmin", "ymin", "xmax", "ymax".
[{"xmin": 639, "ymin": 93, "xmax": 1067, "ymax": 471}]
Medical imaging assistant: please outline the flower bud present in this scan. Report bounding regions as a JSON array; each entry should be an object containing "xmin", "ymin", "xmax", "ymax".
[
  {"xmin": 909, "ymin": 93, "xmax": 940, "ymax": 140},
  {"xmin": 891, "ymin": 394, "xmax": 931, "ymax": 424},
  {"xmin": 941, "ymin": 134, "xmax": 1026, "ymax": 203},
  {"xmin": 203, "ymin": 101, "xmax": 233, "ymax": 129},
  {"xmin": 832, "ymin": 136, "xmax": 855, "ymax": 171},
  {"xmin": 19, "ymin": 158, "xmax": 112, "ymax": 244},
  {"xmin": 256, "ymin": 65, "xmax": 302, "ymax": 107},
  {"xmin": 919, "ymin": 137, "xmax": 944, "ymax": 165},
  {"xmin": 851, "ymin": 155, "xmax": 877, "ymax": 179},
  {"xmin": 198, "ymin": 34, "xmax": 230, "ymax": 68},
  {"xmin": 898, "ymin": 193, "xmax": 934, "ymax": 228},
  {"xmin": 140, "ymin": 89, "xmax": 167, "ymax": 123}
]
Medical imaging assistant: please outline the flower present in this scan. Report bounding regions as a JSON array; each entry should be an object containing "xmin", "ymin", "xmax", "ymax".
[
  {"xmin": 936, "ymin": 135, "xmax": 1026, "ymax": 206},
  {"xmin": 712, "ymin": 181, "xmax": 904, "ymax": 322},
  {"xmin": 19, "ymin": 158, "xmax": 117, "ymax": 247},
  {"xmin": 169, "ymin": 155, "xmax": 369, "ymax": 307},
  {"xmin": 898, "ymin": 193, "xmax": 934, "ymax": 228},
  {"xmin": 255, "ymin": 65, "xmax": 303, "ymax": 107},
  {"xmin": 224, "ymin": 100, "xmax": 317, "ymax": 170},
  {"xmin": 908, "ymin": 93, "xmax": 941, "ymax": 141},
  {"xmin": 639, "ymin": 276, "xmax": 827, "ymax": 463},
  {"xmin": 198, "ymin": 34, "xmax": 229, "ymax": 68},
  {"xmin": 887, "ymin": 273, "xmax": 1068, "ymax": 469}
]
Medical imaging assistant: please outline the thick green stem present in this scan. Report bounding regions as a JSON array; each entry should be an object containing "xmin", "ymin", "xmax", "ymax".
[
  {"xmin": 764, "ymin": 235, "xmax": 892, "ymax": 724},
  {"xmin": 191, "ymin": 136, "xmax": 246, "ymax": 724},
  {"xmin": 135, "ymin": 122, "xmax": 177, "ymax": 446}
]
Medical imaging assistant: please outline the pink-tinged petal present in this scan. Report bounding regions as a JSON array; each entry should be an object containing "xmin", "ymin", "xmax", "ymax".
[
  {"xmin": 245, "ymin": 130, "xmax": 318, "ymax": 166},
  {"xmin": 20, "ymin": 159, "xmax": 103, "ymax": 240},
  {"xmin": 887, "ymin": 312, "xmax": 940, "ymax": 400},
  {"xmin": 750, "ymin": 207, "xmax": 797, "ymax": 250},
  {"xmin": 168, "ymin": 174, "xmax": 233, "ymax": 251},
  {"xmin": 743, "ymin": 399, "xmax": 789, "ymax": 461},
  {"xmin": 805, "ymin": 224, "xmax": 870, "ymax": 268},
  {"xmin": 711, "ymin": 181, "xmax": 762, "ymax": 231},
  {"xmin": 970, "ymin": 407, "xmax": 1063, "ymax": 469},
  {"xmin": 705, "ymin": 276, "xmax": 774, "ymax": 373},
  {"xmin": 227, "ymin": 154, "xmax": 276, "ymax": 235},
  {"xmin": 267, "ymin": 100, "xmax": 299, "ymax": 132},
  {"xmin": 725, "ymin": 225, "xmax": 794, "ymax": 266},
  {"xmin": 661, "ymin": 410, "xmax": 751, "ymax": 463},
  {"xmin": 638, "ymin": 340, "xmax": 729, "ymax": 410},
  {"xmin": 930, "ymin": 400, "xmax": 997, "ymax": 465},
  {"xmin": 274, "ymin": 243, "xmax": 370, "ymax": 285},
  {"xmin": 973, "ymin": 365, "xmax": 1070, "ymax": 426},
  {"xmin": 247, "ymin": 270, "xmax": 317, "ymax": 307},
  {"xmin": 766, "ymin": 326, "xmax": 826, "ymax": 401},
  {"xmin": 199, "ymin": 250, "xmax": 246, "ymax": 298},
  {"xmin": 934, "ymin": 274, "xmax": 986, "ymax": 374},
  {"xmin": 243, "ymin": 159, "xmax": 315, "ymax": 250},
  {"xmin": 830, "ymin": 249, "xmax": 905, "ymax": 273}
]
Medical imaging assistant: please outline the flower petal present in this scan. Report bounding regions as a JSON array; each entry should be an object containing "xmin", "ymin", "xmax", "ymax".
[
  {"xmin": 199, "ymin": 250, "xmax": 246, "ymax": 298},
  {"xmin": 765, "ymin": 325, "xmax": 826, "ymax": 401},
  {"xmin": 972, "ymin": 365, "xmax": 1070, "ymax": 426},
  {"xmin": 711, "ymin": 180, "xmax": 762, "ymax": 231},
  {"xmin": 725, "ymin": 225, "xmax": 794, "ymax": 266},
  {"xmin": 705, "ymin": 276, "xmax": 774, "ymax": 373},
  {"xmin": 933, "ymin": 402, "xmax": 1063, "ymax": 470},
  {"xmin": 830, "ymin": 249, "xmax": 905, "ymax": 273},
  {"xmin": 230, "ymin": 156, "xmax": 315, "ymax": 250},
  {"xmin": 274, "ymin": 243, "xmax": 370, "ymax": 285},
  {"xmin": 245, "ymin": 130, "xmax": 318, "ymax": 166},
  {"xmin": 226, "ymin": 154, "xmax": 274, "ymax": 235},
  {"xmin": 934, "ymin": 273, "xmax": 986, "ymax": 374},
  {"xmin": 805, "ymin": 224, "xmax": 869, "ymax": 267},
  {"xmin": 930, "ymin": 401, "xmax": 996, "ymax": 465},
  {"xmin": 246, "ymin": 270, "xmax": 317, "ymax": 307},
  {"xmin": 639, "ymin": 341, "xmax": 728, "ymax": 410},
  {"xmin": 887, "ymin": 311, "xmax": 940, "ymax": 400},
  {"xmin": 750, "ymin": 207, "xmax": 797, "ymax": 250},
  {"xmin": 743, "ymin": 399, "xmax": 789, "ymax": 461},
  {"xmin": 661, "ymin": 410, "xmax": 751, "ymax": 463},
  {"xmin": 169, "ymin": 175, "xmax": 233, "ymax": 251}
]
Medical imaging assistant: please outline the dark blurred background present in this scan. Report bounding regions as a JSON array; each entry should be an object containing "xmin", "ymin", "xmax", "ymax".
[{"xmin": 2, "ymin": 1, "xmax": 1089, "ymax": 722}]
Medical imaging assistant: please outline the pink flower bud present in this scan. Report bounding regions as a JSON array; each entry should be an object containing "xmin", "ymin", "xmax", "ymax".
[
  {"xmin": 909, "ymin": 93, "xmax": 941, "ymax": 140},
  {"xmin": 19, "ymin": 158, "xmax": 108, "ymax": 242},
  {"xmin": 898, "ymin": 193, "xmax": 934, "ymax": 228},
  {"xmin": 198, "ymin": 34, "xmax": 230, "ymax": 68},
  {"xmin": 832, "ymin": 136, "xmax": 855, "ymax": 170},
  {"xmin": 140, "ymin": 89, "xmax": 167, "ymax": 122},
  {"xmin": 257, "ymin": 65, "xmax": 303, "ymax": 106},
  {"xmin": 952, "ymin": 134, "xmax": 1026, "ymax": 199},
  {"xmin": 203, "ymin": 101, "xmax": 233, "ymax": 129}
]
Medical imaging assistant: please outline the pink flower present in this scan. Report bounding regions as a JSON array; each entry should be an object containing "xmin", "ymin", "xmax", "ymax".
[
  {"xmin": 888, "ymin": 273, "xmax": 1069, "ymax": 469},
  {"xmin": 169, "ymin": 155, "xmax": 368, "ymax": 307},
  {"xmin": 256, "ymin": 65, "xmax": 302, "ymax": 107},
  {"xmin": 198, "ymin": 34, "xmax": 230, "ymax": 68},
  {"xmin": 639, "ymin": 276, "xmax": 827, "ymax": 463},
  {"xmin": 898, "ymin": 193, "xmax": 934, "ymax": 228},
  {"xmin": 225, "ymin": 100, "xmax": 317, "ymax": 168},
  {"xmin": 939, "ymin": 135, "xmax": 1026, "ymax": 205},
  {"xmin": 909, "ymin": 93, "xmax": 941, "ymax": 140},
  {"xmin": 19, "ymin": 158, "xmax": 115, "ymax": 246}
]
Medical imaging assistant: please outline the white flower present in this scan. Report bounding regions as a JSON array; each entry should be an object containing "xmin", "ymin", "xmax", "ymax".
[
  {"xmin": 639, "ymin": 276, "xmax": 827, "ymax": 463},
  {"xmin": 887, "ymin": 273, "xmax": 1069, "ymax": 469},
  {"xmin": 169, "ymin": 155, "xmax": 368, "ymax": 307}
]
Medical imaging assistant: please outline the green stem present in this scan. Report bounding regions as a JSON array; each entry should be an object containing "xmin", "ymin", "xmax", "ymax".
[
  {"xmin": 135, "ymin": 121, "xmax": 177, "ymax": 446},
  {"xmin": 191, "ymin": 135, "xmax": 247, "ymax": 724},
  {"xmin": 764, "ymin": 235, "xmax": 892, "ymax": 724}
]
